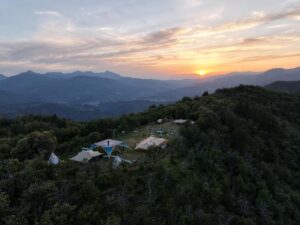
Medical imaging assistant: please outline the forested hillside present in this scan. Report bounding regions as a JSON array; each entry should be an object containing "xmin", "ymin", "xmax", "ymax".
[
  {"xmin": 0, "ymin": 86, "xmax": 299, "ymax": 225},
  {"xmin": 265, "ymin": 80, "xmax": 300, "ymax": 94}
]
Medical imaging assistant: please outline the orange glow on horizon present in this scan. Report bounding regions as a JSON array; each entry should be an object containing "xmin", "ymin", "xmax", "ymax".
[{"xmin": 195, "ymin": 69, "xmax": 208, "ymax": 77}]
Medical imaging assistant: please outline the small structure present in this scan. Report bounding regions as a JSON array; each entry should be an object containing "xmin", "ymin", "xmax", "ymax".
[
  {"xmin": 135, "ymin": 136, "xmax": 168, "ymax": 151},
  {"xmin": 112, "ymin": 156, "xmax": 123, "ymax": 169},
  {"xmin": 48, "ymin": 152, "xmax": 60, "ymax": 165},
  {"xmin": 156, "ymin": 128, "xmax": 164, "ymax": 138},
  {"xmin": 111, "ymin": 156, "xmax": 135, "ymax": 169},
  {"xmin": 174, "ymin": 119, "xmax": 187, "ymax": 124},
  {"xmin": 70, "ymin": 150, "xmax": 103, "ymax": 163},
  {"xmin": 157, "ymin": 119, "xmax": 163, "ymax": 124},
  {"xmin": 91, "ymin": 139, "xmax": 126, "ymax": 156}
]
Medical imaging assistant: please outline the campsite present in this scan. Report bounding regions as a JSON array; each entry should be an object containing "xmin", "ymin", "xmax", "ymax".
[{"xmin": 49, "ymin": 121, "xmax": 183, "ymax": 169}]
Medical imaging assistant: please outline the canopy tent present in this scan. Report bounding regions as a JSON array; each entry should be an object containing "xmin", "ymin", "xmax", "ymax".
[
  {"xmin": 174, "ymin": 119, "xmax": 187, "ymax": 124},
  {"xmin": 93, "ymin": 139, "xmax": 123, "ymax": 148},
  {"xmin": 70, "ymin": 150, "xmax": 102, "ymax": 163},
  {"xmin": 91, "ymin": 139, "xmax": 126, "ymax": 156},
  {"xmin": 104, "ymin": 146, "xmax": 113, "ymax": 156},
  {"xmin": 135, "ymin": 136, "xmax": 168, "ymax": 150},
  {"xmin": 48, "ymin": 152, "xmax": 60, "ymax": 165}
]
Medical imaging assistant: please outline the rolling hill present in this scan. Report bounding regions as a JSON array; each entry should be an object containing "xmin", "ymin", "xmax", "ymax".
[
  {"xmin": 0, "ymin": 71, "xmax": 178, "ymax": 103},
  {"xmin": 265, "ymin": 80, "xmax": 300, "ymax": 94},
  {"xmin": 2, "ymin": 100, "xmax": 166, "ymax": 121},
  {"xmin": 0, "ymin": 90, "xmax": 37, "ymax": 109}
]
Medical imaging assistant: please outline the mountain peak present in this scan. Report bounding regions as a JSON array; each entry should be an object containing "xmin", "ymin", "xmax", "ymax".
[
  {"xmin": 25, "ymin": 70, "xmax": 37, "ymax": 74},
  {"xmin": 0, "ymin": 74, "xmax": 6, "ymax": 80},
  {"xmin": 100, "ymin": 71, "xmax": 123, "ymax": 79},
  {"xmin": 104, "ymin": 70, "xmax": 119, "ymax": 75},
  {"xmin": 17, "ymin": 70, "xmax": 40, "ymax": 77},
  {"xmin": 263, "ymin": 66, "xmax": 300, "ymax": 75},
  {"xmin": 71, "ymin": 70, "xmax": 94, "ymax": 74},
  {"xmin": 263, "ymin": 68, "xmax": 286, "ymax": 75}
]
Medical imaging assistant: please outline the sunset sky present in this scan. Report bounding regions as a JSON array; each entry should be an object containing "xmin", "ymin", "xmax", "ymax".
[{"xmin": 1, "ymin": 0, "xmax": 300, "ymax": 79}]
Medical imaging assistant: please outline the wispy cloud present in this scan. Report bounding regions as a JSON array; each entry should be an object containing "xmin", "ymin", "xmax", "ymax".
[
  {"xmin": 35, "ymin": 11, "xmax": 61, "ymax": 17},
  {"xmin": 0, "ymin": 0, "xmax": 300, "ymax": 76},
  {"xmin": 142, "ymin": 27, "xmax": 183, "ymax": 44},
  {"xmin": 212, "ymin": 7, "xmax": 300, "ymax": 33}
]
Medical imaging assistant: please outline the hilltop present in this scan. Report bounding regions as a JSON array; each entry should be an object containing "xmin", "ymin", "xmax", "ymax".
[{"xmin": 0, "ymin": 85, "xmax": 299, "ymax": 225}]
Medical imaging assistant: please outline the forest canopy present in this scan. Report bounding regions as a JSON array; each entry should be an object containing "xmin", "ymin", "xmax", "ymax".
[{"xmin": 0, "ymin": 86, "xmax": 299, "ymax": 225}]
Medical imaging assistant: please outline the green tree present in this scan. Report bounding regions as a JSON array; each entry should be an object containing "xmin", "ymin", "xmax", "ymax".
[{"xmin": 11, "ymin": 131, "xmax": 57, "ymax": 160}]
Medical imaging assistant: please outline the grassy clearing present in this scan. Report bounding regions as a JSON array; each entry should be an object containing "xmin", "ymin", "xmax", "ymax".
[
  {"xmin": 118, "ymin": 122, "xmax": 180, "ymax": 148},
  {"xmin": 115, "ymin": 121, "xmax": 181, "ymax": 161},
  {"xmin": 66, "ymin": 122, "xmax": 181, "ymax": 163}
]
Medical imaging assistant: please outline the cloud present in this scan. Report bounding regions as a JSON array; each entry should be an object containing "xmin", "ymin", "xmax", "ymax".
[
  {"xmin": 35, "ymin": 11, "xmax": 61, "ymax": 17},
  {"xmin": 252, "ymin": 11, "xmax": 265, "ymax": 18},
  {"xmin": 215, "ymin": 7, "xmax": 300, "ymax": 32},
  {"xmin": 1, "ymin": 2, "xmax": 300, "ymax": 76},
  {"xmin": 236, "ymin": 52, "xmax": 300, "ymax": 63},
  {"xmin": 161, "ymin": 6, "xmax": 300, "ymax": 43},
  {"xmin": 183, "ymin": 0, "xmax": 203, "ymax": 7},
  {"xmin": 142, "ymin": 27, "xmax": 183, "ymax": 44},
  {"xmin": 241, "ymin": 38, "xmax": 265, "ymax": 45},
  {"xmin": 196, "ymin": 34, "xmax": 300, "ymax": 53}
]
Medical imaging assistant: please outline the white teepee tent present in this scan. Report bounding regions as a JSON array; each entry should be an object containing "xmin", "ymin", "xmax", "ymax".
[{"xmin": 48, "ymin": 152, "xmax": 60, "ymax": 165}]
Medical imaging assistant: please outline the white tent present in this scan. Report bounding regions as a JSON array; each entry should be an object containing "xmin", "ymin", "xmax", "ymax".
[
  {"xmin": 112, "ymin": 156, "xmax": 123, "ymax": 169},
  {"xmin": 111, "ymin": 156, "xmax": 135, "ymax": 169},
  {"xmin": 48, "ymin": 152, "xmax": 60, "ymax": 165},
  {"xmin": 157, "ymin": 119, "xmax": 163, "ymax": 124},
  {"xmin": 174, "ymin": 119, "xmax": 187, "ymax": 124},
  {"xmin": 70, "ymin": 150, "xmax": 102, "ymax": 163},
  {"xmin": 93, "ymin": 139, "xmax": 123, "ymax": 148},
  {"xmin": 135, "ymin": 136, "xmax": 168, "ymax": 150}
]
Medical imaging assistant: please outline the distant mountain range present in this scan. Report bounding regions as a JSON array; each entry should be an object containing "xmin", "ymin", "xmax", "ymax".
[
  {"xmin": 0, "ymin": 67, "xmax": 299, "ymax": 120},
  {"xmin": 148, "ymin": 67, "xmax": 300, "ymax": 101},
  {"xmin": 0, "ymin": 71, "xmax": 201, "ymax": 104}
]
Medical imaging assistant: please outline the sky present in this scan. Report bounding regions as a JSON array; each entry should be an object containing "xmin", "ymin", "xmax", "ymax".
[{"xmin": 0, "ymin": 0, "xmax": 300, "ymax": 79}]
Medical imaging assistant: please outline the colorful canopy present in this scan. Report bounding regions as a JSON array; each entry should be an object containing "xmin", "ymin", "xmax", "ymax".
[
  {"xmin": 104, "ymin": 146, "xmax": 113, "ymax": 156},
  {"xmin": 91, "ymin": 139, "xmax": 125, "ymax": 156},
  {"xmin": 93, "ymin": 139, "xmax": 123, "ymax": 148}
]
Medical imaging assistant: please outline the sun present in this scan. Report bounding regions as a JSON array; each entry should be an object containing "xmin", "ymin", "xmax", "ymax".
[{"xmin": 196, "ymin": 70, "xmax": 207, "ymax": 76}]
